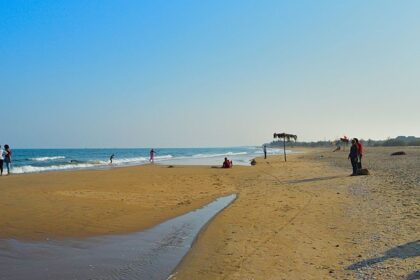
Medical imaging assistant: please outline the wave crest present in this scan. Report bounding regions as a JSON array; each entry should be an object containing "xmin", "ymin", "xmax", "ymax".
[
  {"xmin": 29, "ymin": 156, "xmax": 66, "ymax": 161},
  {"xmin": 192, "ymin": 152, "xmax": 247, "ymax": 158}
]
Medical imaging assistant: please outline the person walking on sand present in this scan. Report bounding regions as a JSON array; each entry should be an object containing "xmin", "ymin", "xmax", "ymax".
[
  {"xmin": 0, "ymin": 145, "xmax": 4, "ymax": 176},
  {"xmin": 354, "ymin": 138, "xmax": 363, "ymax": 169},
  {"xmin": 149, "ymin": 149, "xmax": 156, "ymax": 163},
  {"xmin": 3, "ymin": 144, "xmax": 12, "ymax": 175},
  {"xmin": 263, "ymin": 145, "xmax": 267, "ymax": 159},
  {"xmin": 109, "ymin": 154, "xmax": 115, "ymax": 164},
  {"xmin": 348, "ymin": 139, "xmax": 359, "ymax": 176}
]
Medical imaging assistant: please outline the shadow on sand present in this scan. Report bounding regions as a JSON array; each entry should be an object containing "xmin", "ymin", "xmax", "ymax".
[
  {"xmin": 287, "ymin": 175, "xmax": 343, "ymax": 184},
  {"xmin": 406, "ymin": 270, "xmax": 420, "ymax": 280},
  {"xmin": 347, "ymin": 240, "xmax": 420, "ymax": 279}
]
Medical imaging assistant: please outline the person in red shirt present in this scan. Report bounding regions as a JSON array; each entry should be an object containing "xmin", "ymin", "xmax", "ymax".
[
  {"xmin": 222, "ymin": 157, "xmax": 232, "ymax": 168},
  {"xmin": 354, "ymin": 138, "xmax": 363, "ymax": 169}
]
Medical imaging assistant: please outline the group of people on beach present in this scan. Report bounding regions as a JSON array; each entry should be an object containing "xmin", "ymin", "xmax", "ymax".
[
  {"xmin": 0, "ymin": 144, "xmax": 12, "ymax": 176},
  {"xmin": 348, "ymin": 138, "xmax": 363, "ymax": 176},
  {"xmin": 110, "ymin": 149, "xmax": 235, "ymax": 169},
  {"xmin": 0, "ymin": 142, "xmax": 366, "ymax": 176}
]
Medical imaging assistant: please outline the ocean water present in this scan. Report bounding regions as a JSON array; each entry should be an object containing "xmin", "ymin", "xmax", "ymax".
[{"xmin": 8, "ymin": 147, "xmax": 290, "ymax": 174}]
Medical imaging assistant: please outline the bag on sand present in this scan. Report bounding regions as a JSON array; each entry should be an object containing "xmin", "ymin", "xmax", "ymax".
[{"xmin": 356, "ymin": 169, "xmax": 370, "ymax": 176}]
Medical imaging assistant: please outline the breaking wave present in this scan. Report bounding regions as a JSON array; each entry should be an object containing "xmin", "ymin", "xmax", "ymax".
[
  {"xmin": 29, "ymin": 156, "xmax": 66, "ymax": 161},
  {"xmin": 192, "ymin": 152, "xmax": 247, "ymax": 158},
  {"xmin": 12, "ymin": 162, "xmax": 103, "ymax": 174},
  {"xmin": 12, "ymin": 155, "xmax": 175, "ymax": 174},
  {"xmin": 11, "ymin": 148, "xmax": 270, "ymax": 174}
]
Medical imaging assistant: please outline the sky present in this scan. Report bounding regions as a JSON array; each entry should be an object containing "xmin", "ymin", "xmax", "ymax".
[{"xmin": 1, "ymin": 0, "xmax": 419, "ymax": 148}]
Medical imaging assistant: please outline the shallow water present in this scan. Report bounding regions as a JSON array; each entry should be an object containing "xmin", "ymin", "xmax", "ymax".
[
  {"xmin": 10, "ymin": 147, "xmax": 292, "ymax": 174},
  {"xmin": 0, "ymin": 194, "xmax": 236, "ymax": 280}
]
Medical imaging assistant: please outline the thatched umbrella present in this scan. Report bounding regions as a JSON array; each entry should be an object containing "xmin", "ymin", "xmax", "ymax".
[{"xmin": 273, "ymin": 133, "xmax": 297, "ymax": 162}]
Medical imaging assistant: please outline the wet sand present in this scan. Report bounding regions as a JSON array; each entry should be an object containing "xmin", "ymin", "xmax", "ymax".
[
  {"xmin": 0, "ymin": 195, "xmax": 236, "ymax": 280},
  {"xmin": 1, "ymin": 147, "xmax": 419, "ymax": 279}
]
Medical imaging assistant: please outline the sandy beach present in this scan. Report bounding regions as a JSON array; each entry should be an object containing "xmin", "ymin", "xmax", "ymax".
[
  {"xmin": 0, "ymin": 165, "xmax": 238, "ymax": 240},
  {"xmin": 3, "ymin": 1, "xmax": 419, "ymax": 279},
  {"xmin": 1, "ymin": 147, "xmax": 419, "ymax": 279},
  {"xmin": 174, "ymin": 147, "xmax": 419, "ymax": 280}
]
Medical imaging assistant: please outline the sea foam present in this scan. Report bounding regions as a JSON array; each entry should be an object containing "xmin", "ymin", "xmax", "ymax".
[
  {"xmin": 192, "ymin": 152, "xmax": 248, "ymax": 158},
  {"xmin": 29, "ymin": 156, "xmax": 66, "ymax": 161},
  {"xmin": 12, "ymin": 162, "xmax": 103, "ymax": 174},
  {"xmin": 10, "ymin": 147, "xmax": 265, "ymax": 174}
]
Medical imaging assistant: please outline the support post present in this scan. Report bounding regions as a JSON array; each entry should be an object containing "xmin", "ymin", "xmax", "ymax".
[{"xmin": 283, "ymin": 137, "xmax": 286, "ymax": 162}]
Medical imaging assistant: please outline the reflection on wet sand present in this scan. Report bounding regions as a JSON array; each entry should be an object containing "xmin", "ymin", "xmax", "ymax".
[{"xmin": 0, "ymin": 194, "xmax": 236, "ymax": 280}]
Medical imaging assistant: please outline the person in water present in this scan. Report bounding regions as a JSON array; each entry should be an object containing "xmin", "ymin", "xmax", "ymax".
[
  {"xmin": 3, "ymin": 144, "xmax": 12, "ymax": 175},
  {"xmin": 0, "ymin": 145, "xmax": 4, "ymax": 176},
  {"xmin": 348, "ymin": 139, "xmax": 359, "ymax": 176},
  {"xmin": 263, "ymin": 145, "xmax": 267, "ymax": 159},
  {"xmin": 150, "ymin": 149, "xmax": 156, "ymax": 163},
  {"xmin": 109, "ymin": 154, "xmax": 115, "ymax": 164}
]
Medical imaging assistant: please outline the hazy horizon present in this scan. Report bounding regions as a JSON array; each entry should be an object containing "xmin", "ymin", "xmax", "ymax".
[
  {"xmin": 1, "ymin": 0, "xmax": 419, "ymax": 148},
  {"xmin": 9, "ymin": 135, "xmax": 419, "ymax": 150}
]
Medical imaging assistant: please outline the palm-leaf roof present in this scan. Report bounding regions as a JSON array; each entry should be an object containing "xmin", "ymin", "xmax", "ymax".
[{"xmin": 273, "ymin": 133, "xmax": 297, "ymax": 142}]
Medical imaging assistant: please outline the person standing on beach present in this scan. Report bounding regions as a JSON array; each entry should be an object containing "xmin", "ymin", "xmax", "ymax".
[
  {"xmin": 109, "ymin": 154, "xmax": 115, "ymax": 164},
  {"xmin": 149, "ymin": 149, "xmax": 156, "ymax": 163},
  {"xmin": 354, "ymin": 138, "xmax": 363, "ymax": 169},
  {"xmin": 348, "ymin": 139, "xmax": 359, "ymax": 176},
  {"xmin": 263, "ymin": 145, "xmax": 267, "ymax": 159},
  {"xmin": 0, "ymin": 145, "xmax": 4, "ymax": 176},
  {"xmin": 3, "ymin": 144, "xmax": 12, "ymax": 175}
]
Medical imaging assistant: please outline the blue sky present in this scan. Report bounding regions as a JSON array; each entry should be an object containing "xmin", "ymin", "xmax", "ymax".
[{"xmin": 1, "ymin": 0, "xmax": 419, "ymax": 148}]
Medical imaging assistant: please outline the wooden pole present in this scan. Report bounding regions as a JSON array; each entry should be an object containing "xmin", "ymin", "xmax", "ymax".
[{"xmin": 283, "ymin": 137, "xmax": 286, "ymax": 162}]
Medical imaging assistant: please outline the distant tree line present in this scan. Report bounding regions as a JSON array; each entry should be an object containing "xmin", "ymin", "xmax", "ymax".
[
  {"xmin": 366, "ymin": 136, "xmax": 420, "ymax": 147},
  {"xmin": 268, "ymin": 140, "xmax": 333, "ymax": 148},
  {"xmin": 267, "ymin": 136, "xmax": 420, "ymax": 148}
]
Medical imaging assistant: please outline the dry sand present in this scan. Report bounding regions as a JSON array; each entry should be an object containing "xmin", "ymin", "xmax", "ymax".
[
  {"xmin": 0, "ymin": 165, "xmax": 237, "ymax": 240},
  {"xmin": 173, "ymin": 147, "xmax": 419, "ymax": 280},
  {"xmin": 0, "ymin": 147, "xmax": 418, "ymax": 279}
]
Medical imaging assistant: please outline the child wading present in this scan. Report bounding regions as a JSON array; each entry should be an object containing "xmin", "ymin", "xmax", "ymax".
[{"xmin": 150, "ymin": 149, "xmax": 156, "ymax": 163}]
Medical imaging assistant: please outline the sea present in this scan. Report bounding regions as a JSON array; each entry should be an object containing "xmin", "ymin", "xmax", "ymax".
[{"xmin": 8, "ymin": 147, "xmax": 291, "ymax": 174}]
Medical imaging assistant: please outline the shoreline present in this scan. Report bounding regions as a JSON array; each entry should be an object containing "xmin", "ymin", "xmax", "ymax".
[
  {"xmin": 5, "ymin": 146, "xmax": 299, "ymax": 175},
  {"xmin": 1, "ymin": 147, "xmax": 418, "ymax": 279}
]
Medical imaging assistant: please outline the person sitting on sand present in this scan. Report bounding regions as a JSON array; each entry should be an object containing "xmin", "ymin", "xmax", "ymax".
[
  {"xmin": 109, "ymin": 154, "xmax": 115, "ymax": 164},
  {"xmin": 348, "ymin": 139, "xmax": 359, "ymax": 176},
  {"xmin": 222, "ymin": 157, "xmax": 232, "ymax": 168}
]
